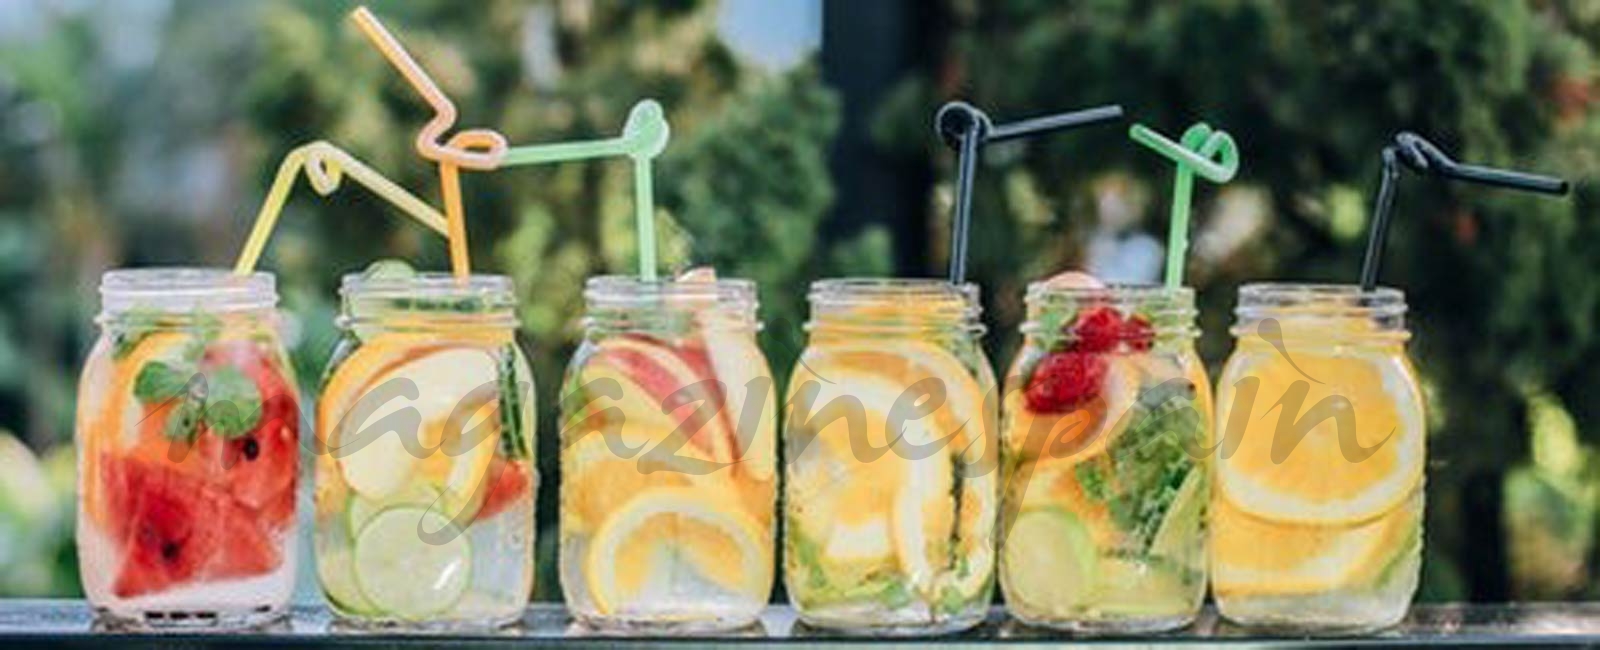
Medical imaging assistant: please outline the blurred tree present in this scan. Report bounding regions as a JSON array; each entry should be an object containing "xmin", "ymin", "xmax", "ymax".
[
  {"xmin": 0, "ymin": 0, "xmax": 865, "ymax": 599},
  {"xmin": 875, "ymin": 0, "xmax": 1600, "ymax": 601}
]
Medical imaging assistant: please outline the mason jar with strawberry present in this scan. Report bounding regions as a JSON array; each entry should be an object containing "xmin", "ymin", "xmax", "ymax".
[
  {"xmin": 76, "ymin": 268, "xmax": 302, "ymax": 628},
  {"xmin": 999, "ymin": 274, "xmax": 1211, "ymax": 632}
]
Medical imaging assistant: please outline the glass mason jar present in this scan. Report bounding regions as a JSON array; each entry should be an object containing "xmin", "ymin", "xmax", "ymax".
[
  {"xmin": 559, "ymin": 275, "xmax": 777, "ymax": 631},
  {"xmin": 784, "ymin": 279, "xmax": 999, "ymax": 635},
  {"xmin": 998, "ymin": 284, "xmax": 1211, "ymax": 632},
  {"xmin": 77, "ymin": 268, "xmax": 300, "ymax": 628},
  {"xmin": 313, "ymin": 272, "xmax": 537, "ymax": 628},
  {"xmin": 1212, "ymin": 284, "xmax": 1424, "ymax": 632}
]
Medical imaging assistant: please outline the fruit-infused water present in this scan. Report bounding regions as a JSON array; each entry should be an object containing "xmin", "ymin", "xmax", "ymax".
[
  {"xmin": 1212, "ymin": 284, "xmax": 1424, "ymax": 631},
  {"xmin": 1000, "ymin": 283, "xmax": 1210, "ymax": 632},
  {"xmin": 314, "ymin": 271, "xmax": 536, "ymax": 628},
  {"xmin": 560, "ymin": 274, "xmax": 776, "ymax": 631},
  {"xmin": 785, "ymin": 279, "xmax": 998, "ymax": 634},
  {"xmin": 77, "ymin": 269, "xmax": 300, "ymax": 628}
]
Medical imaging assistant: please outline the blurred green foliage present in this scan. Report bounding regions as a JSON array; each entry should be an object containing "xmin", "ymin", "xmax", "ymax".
[
  {"xmin": 870, "ymin": 0, "xmax": 1600, "ymax": 601},
  {"xmin": 1, "ymin": 0, "xmax": 1599, "ymax": 604}
]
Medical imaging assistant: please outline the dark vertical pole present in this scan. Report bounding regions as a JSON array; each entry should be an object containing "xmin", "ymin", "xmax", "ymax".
[{"xmin": 822, "ymin": 0, "xmax": 934, "ymax": 275}]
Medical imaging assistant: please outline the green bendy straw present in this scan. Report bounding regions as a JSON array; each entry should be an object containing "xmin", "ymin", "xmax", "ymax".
[
  {"xmin": 503, "ymin": 100, "xmax": 671, "ymax": 280},
  {"xmin": 1129, "ymin": 122, "xmax": 1239, "ymax": 289}
]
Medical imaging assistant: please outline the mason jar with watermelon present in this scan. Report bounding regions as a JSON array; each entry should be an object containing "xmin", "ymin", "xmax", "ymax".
[
  {"xmin": 558, "ymin": 271, "xmax": 777, "ymax": 632},
  {"xmin": 313, "ymin": 267, "xmax": 536, "ymax": 628},
  {"xmin": 76, "ymin": 268, "xmax": 302, "ymax": 628}
]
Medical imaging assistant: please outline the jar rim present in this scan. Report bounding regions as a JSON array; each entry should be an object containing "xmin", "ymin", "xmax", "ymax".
[
  {"xmin": 809, "ymin": 277, "xmax": 979, "ymax": 302},
  {"xmin": 100, "ymin": 267, "xmax": 276, "ymax": 314},
  {"xmin": 1026, "ymin": 281, "xmax": 1194, "ymax": 302},
  {"xmin": 340, "ymin": 272, "xmax": 515, "ymax": 301},
  {"xmin": 584, "ymin": 274, "xmax": 757, "ymax": 305},
  {"xmin": 1232, "ymin": 282, "xmax": 1408, "ymax": 340},
  {"xmin": 1237, "ymin": 282, "xmax": 1404, "ymax": 304}
]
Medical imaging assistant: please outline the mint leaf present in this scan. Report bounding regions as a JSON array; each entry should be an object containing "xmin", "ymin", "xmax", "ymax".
[
  {"xmin": 111, "ymin": 309, "xmax": 162, "ymax": 359},
  {"xmin": 163, "ymin": 400, "xmax": 202, "ymax": 443},
  {"xmin": 203, "ymin": 366, "xmax": 261, "ymax": 439},
  {"xmin": 133, "ymin": 361, "xmax": 195, "ymax": 404}
]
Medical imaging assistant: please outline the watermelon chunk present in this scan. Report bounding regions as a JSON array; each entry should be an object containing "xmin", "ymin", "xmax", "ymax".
[
  {"xmin": 102, "ymin": 456, "xmax": 284, "ymax": 598},
  {"xmin": 198, "ymin": 340, "xmax": 300, "ymax": 528},
  {"xmin": 473, "ymin": 458, "xmax": 531, "ymax": 523}
]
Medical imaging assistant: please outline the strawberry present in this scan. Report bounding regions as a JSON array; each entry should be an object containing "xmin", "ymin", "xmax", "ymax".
[
  {"xmin": 1123, "ymin": 314, "xmax": 1155, "ymax": 352},
  {"xmin": 1071, "ymin": 306, "xmax": 1125, "ymax": 353},
  {"xmin": 1024, "ymin": 351, "xmax": 1107, "ymax": 413}
]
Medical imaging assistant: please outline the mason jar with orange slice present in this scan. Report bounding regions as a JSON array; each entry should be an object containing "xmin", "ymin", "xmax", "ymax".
[
  {"xmin": 313, "ymin": 265, "xmax": 536, "ymax": 628},
  {"xmin": 1212, "ymin": 283, "xmax": 1424, "ymax": 631},
  {"xmin": 998, "ymin": 279, "xmax": 1211, "ymax": 632},
  {"xmin": 558, "ymin": 272, "xmax": 776, "ymax": 631},
  {"xmin": 784, "ymin": 279, "xmax": 999, "ymax": 634},
  {"xmin": 77, "ymin": 268, "xmax": 301, "ymax": 628}
]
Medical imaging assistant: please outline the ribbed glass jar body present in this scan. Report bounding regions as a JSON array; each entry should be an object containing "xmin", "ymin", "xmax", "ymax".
[
  {"xmin": 77, "ymin": 268, "xmax": 300, "ymax": 629},
  {"xmin": 999, "ymin": 284, "xmax": 1211, "ymax": 632},
  {"xmin": 1212, "ymin": 283, "xmax": 1423, "ymax": 632},
  {"xmin": 784, "ymin": 279, "xmax": 999, "ymax": 635},
  {"xmin": 314, "ymin": 273, "xmax": 536, "ymax": 629},
  {"xmin": 559, "ymin": 275, "xmax": 776, "ymax": 632}
]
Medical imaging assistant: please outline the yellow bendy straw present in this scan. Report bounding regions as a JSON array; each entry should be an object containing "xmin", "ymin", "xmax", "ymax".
[{"xmin": 232, "ymin": 142, "xmax": 450, "ymax": 274}]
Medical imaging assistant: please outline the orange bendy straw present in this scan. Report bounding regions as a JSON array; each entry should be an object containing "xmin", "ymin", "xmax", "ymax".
[{"xmin": 349, "ymin": 6, "xmax": 508, "ymax": 281}]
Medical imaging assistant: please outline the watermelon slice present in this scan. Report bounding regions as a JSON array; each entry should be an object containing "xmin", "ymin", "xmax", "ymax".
[{"xmin": 102, "ymin": 456, "xmax": 284, "ymax": 598}]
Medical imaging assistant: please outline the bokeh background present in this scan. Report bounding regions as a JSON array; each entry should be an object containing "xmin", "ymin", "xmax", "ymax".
[{"xmin": 1, "ymin": 0, "xmax": 1599, "ymax": 603}]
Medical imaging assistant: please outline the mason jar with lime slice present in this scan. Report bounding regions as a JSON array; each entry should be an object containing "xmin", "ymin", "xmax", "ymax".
[
  {"xmin": 313, "ymin": 267, "xmax": 536, "ymax": 628},
  {"xmin": 1211, "ymin": 284, "xmax": 1423, "ymax": 632},
  {"xmin": 999, "ymin": 282, "xmax": 1210, "ymax": 632},
  {"xmin": 784, "ymin": 279, "xmax": 1000, "ymax": 635}
]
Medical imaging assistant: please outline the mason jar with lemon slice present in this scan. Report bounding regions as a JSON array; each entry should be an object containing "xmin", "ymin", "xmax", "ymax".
[
  {"xmin": 1212, "ymin": 284, "xmax": 1424, "ymax": 631},
  {"xmin": 785, "ymin": 279, "xmax": 999, "ymax": 634},
  {"xmin": 313, "ymin": 268, "xmax": 537, "ymax": 628},
  {"xmin": 999, "ymin": 282, "xmax": 1210, "ymax": 632},
  {"xmin": 558, "ymin": 273, "xmax": 776, "ymax": 631}
]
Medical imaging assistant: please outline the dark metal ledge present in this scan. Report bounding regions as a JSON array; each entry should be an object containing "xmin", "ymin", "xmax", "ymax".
[{"xmin": 4, "ymin": 600, "xmax": 1600, "ymax": 647}]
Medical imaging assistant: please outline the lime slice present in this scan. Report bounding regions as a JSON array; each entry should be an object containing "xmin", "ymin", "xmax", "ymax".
[
  {"xmin": 317, "ymin": 545, "xmax": 376, "ymax": 615},
  {"xmin": 1092, "ymin": 557, "xmax": 1195, "ymax": 617},
  {"xmin": 1002, "ymin": 508, "xmax": 1096, "ymax": 616},
  {"xmin": 1150, "ymin": 467, "xmax": 1207, "ymax": 561},
  {"xmin": 354, "ymin": 507, "xmax": 472, "ymax": 619},
  {"xmin": 346, "ymin": 483, "xmax": 443, "ymax": 539}
]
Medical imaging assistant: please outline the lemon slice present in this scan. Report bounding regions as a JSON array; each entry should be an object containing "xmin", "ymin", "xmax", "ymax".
[
  {"xmin": 1215, "ymin": 349, "xmax": 1425, "ymax": 524},
  {"xmin": 353, "ymin": 507, "xmax": 472, "ymax": 619},
  {"xmin": 584, "ymin": 487, "xmax": 768, "ymax": 615},
  {"xmin": 1210, "ymin": 497, "xmax": 1416, "ymax": 597},
  {"xmin": 561, "ymin": 423, "xmax": 722, "ymax": 535}
]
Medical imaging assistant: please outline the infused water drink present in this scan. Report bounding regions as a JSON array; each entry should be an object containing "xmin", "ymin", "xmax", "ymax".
[
  {"xmin": 559, "ymin": 274, "xmax": 777, "ymax": 631},
  {"xmin": 784, "ymin": 279, "xmax": 999, "ymax": 635},
  {"xmin": 314, "ymin": 272, "xmax": 536, "ymax": 628},
  {"xmin": 77, "ymin": 269, "xmax": 300, "ymax": 628},
  {"xmin": 1000, "ymin": 284, "xmax": 1210, "ymax": 632},
  {"xmin": 1211, "ymin": 284, "xmax": 1423, "ymax": 631}
]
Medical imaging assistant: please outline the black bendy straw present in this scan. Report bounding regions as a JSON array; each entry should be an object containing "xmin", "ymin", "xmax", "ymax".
[
  {"xmin": 935, "ymin": 101, "xmax": 1125, "ymax": 285},
  {"xmin": 1360, "ymin": 132, "xmax": 1570, "ymax": 291}
]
